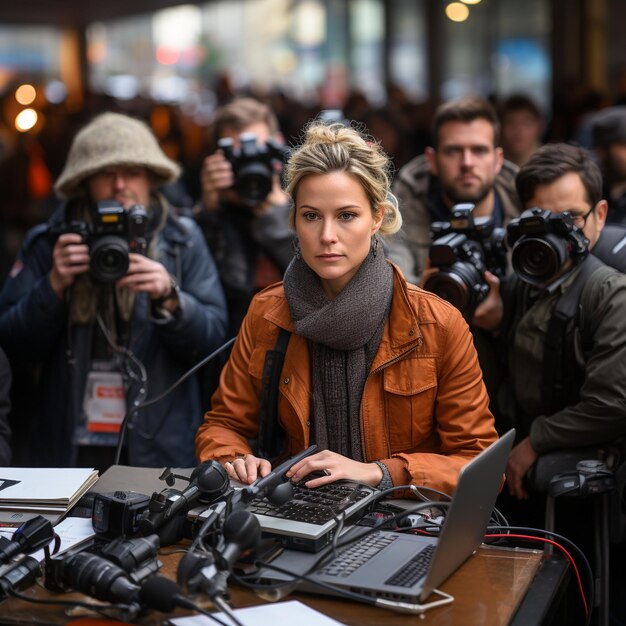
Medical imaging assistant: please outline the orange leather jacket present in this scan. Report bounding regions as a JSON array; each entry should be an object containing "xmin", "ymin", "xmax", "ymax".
[{"xmin": 196, "ymin": 263, "xmax": 497, "ymax": 495}]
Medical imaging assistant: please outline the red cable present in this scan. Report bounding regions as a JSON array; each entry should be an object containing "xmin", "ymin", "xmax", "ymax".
[{"xmin": 484, "ymin": 533, "xmax": 588, "ymax": 619}]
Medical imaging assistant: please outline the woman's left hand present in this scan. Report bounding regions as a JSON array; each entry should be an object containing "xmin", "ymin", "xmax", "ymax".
[{"xmin": 285, "ymin": 450, "xmax": 383, "ymax": 488}]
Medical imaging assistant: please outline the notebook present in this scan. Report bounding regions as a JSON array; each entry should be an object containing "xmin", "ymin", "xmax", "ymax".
[
  {"xmin": 0, "ymin": 467, "xmax": 99, "ymax": 527},
  {"xmin": 253, "ymin": 429, "xmax": 515, "ymax": 612}
]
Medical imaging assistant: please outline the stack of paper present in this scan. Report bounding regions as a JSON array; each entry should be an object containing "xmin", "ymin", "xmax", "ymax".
[{"xmin": 0, "ymin": 467, "xmax": 99, "ymax": 518}]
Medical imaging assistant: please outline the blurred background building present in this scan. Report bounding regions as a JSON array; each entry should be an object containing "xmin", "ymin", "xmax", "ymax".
[{"xmin": 0, "ymin": 0, "xmax": 624, "ymax": 279}]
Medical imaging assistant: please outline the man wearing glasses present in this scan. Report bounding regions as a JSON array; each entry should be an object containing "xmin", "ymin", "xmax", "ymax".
[{"xmin": 473, "ymin": 142, "xmax": 626, "ymax": 502}]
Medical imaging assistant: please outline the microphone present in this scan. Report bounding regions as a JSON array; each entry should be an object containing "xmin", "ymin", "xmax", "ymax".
[
  {"xmin": 191, "ymin": 460, "xmax": 231, "ymax": 505},
  {"xmin": 114, "ymin": 336, "xmax": 237, "ymax": 464},
  {"xmin": 138, "ymin": 575, "xmax": 198, "ymax": 613},
  {"xmin": 139, "ymin": 460, "xmax": 230, "ymax": 546},
  {"xmin": 0, "ymin": 516, "xmax": 55, "ymax": 564},
  {"xmin": 138, "ymin": 485, "xmax": 200, "ymax": 539},
  {"xmin": 140, "ymin": 575, "xmax": 240, "ymax": 626},
  {"xmin": 178, "ymin": 510, "xmax": 261, "ymax": 599},
  {"xmin": 235, "ymin": 444, "xmax": 318, "ymax": 507},
  {"xmin": 215, "ymin": 510, "xmax": 261, "ymax": 572}
]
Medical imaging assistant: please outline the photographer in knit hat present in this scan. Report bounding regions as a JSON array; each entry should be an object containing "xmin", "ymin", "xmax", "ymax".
[{"xmin": 0, "ymin": 112, "xmax": 228, "ymax": 470}]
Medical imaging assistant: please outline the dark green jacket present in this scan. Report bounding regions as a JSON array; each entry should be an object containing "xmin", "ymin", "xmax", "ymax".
[{"xmin": 499, "ymin": 261, "xmax": 626, "ymax": 454}]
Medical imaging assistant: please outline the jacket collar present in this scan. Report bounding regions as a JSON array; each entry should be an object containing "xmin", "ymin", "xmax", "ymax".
[
  {"xmin": 371, "ymin": 263, "xmax": 424, "ymax": 370},
  {"xmin": 263, "ymin": 261, "xmax": 424, "ymax": 368}
]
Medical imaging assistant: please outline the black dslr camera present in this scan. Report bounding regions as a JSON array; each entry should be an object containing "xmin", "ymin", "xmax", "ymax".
[
  {"xmin": 424, "ymin": 204, "xmax": 507, "ymax": 319},
  {"xmin": 218, "ymin": 132, "xmax": 290, "ymax": 205},
  {"xmin": 506, "ymin": 207, "xmax": 589, "ymax": 285},
  {"xmin": 53, "ymin": 201, "xmax": 148, "ymax": 283}
]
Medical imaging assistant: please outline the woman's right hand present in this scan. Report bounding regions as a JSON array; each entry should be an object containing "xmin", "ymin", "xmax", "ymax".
[{"xmin": 223, "ymin": 454, "xmax": 272, "ymax": 484}]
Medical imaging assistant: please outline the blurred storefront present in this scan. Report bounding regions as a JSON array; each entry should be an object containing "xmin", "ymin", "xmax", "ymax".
[
  {"xmin": 0, "ymin": 0, "xmax": 623, "ymax": 275},
  {"xmin": 0, "ymin": 0, "xmax": 556, "ymax": 121}
]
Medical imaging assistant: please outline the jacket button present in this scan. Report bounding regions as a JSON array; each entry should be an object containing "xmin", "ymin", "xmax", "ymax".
[
  {"xmin": 283, "ymin": 377, "xmax": 290, "ymax": 384},
  {"xmin": 409, "ymin": 328, "xmax": 415, "ymax": 336},
  {"xmin": 306, "ymin": 420, "xmax": 310, "ymax": 427}
]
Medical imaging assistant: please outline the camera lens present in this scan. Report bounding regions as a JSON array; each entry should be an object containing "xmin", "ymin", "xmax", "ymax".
[
  {"xmin": 90, "ymin": 235, "xmax": 130, "ymax": 283},
  {"xmin": 235, "ymin": 162, "xmax": 273, "ymax": 204},
  {"xmin": 511, "ymin": 234, "xmax": 568, "ymax": 285},
  {"xmin": 424, "ymin": 262, "xmax": 485, "ymax": 317}
]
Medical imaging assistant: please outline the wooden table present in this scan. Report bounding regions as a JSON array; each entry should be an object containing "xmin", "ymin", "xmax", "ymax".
[{"xmin": 0, "ymin": 543, "xmax": 555, "ymax": 626}]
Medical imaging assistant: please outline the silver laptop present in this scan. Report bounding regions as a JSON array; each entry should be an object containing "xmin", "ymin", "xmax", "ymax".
[{"xmin": 254, "ymin": 429, "xmax": 515, "ymax": 610}]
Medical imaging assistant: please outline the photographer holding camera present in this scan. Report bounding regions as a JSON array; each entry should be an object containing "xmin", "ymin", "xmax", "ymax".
[
  {"xmin": 0, "ymin": 112, "xmax": 228, "ymax": 469},
  {"xmin": 472, "ymin": 143, "xmax": 626, "ymax": 502},
  {"xmin": 386, "ymin": 98, "xmax": 522, "ymax": 409},
  {"xmin": 194, "ymin": 98, "xmax": 295, "ymax": 335},
  {"xmin": 387, "ymin": 97, "xmax": 522, "ymax": 286}
]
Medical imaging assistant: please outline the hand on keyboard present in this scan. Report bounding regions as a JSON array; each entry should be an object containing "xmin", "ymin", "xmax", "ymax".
[
  {"xmin": 285, "ymin": 450, "xmax": 385, "ymax": 488},
  {"xmin": 248, "ymin": 479, "xmax": 373, "ymax": 524}
]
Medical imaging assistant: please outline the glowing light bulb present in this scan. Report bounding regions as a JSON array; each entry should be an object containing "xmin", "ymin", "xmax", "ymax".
[
  {"xmin": 446, "ymin": 2, "xmax": 470, "ymax": 22},
  {"xmin": 15, "ymin": 84, "xmax": 36, "ymax": 106},
  {"xmin": 15, "ymin": 109, "xmax": 38, "ymax": 132}
]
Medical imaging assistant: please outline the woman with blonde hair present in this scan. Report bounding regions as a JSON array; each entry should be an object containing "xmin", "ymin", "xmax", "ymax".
[{"xmin": 196, "ymin": 121, "xmax": 496, "ymax": 495}]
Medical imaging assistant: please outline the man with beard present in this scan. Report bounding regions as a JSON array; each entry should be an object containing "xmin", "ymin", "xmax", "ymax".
[
  {"xmin": 387, "ymin": 97, "xmax": 522, "ymax": 286},
  {"xmin": 386, "ymin": 98, "xmax": 522, "ymax": 413}
]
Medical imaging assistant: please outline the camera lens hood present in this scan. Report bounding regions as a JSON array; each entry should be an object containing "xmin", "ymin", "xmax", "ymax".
[
  {"xmin": 235, "ymin": 162, "xmax": 274, "ymax": 204},
  {"xmin": 90, "ymin": 235, "xmax": 130, "ymax": 283},
  {"xmin": 511, "ymin": 233, "xmax": 569, "ymax": 285},
  {"xmin": 424, "ymin": 262, "xmax": 486, "ymax": 318}
]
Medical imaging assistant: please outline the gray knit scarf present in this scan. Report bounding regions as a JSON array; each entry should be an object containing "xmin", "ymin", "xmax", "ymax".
[{"xmin": 283, "ymin": 244, "xmax": 394, "ymax": 461}]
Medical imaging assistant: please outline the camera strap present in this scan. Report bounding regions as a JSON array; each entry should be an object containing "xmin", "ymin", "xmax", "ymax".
[
  {"xmin": 255, "ymin": 327, "xmax": 291, "ymax": 462},
  {"xmin": 541, "ymin": 254, "xmax": 604, "ymax": 415}
]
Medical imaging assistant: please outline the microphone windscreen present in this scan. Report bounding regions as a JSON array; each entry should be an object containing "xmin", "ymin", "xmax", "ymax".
[
  {"xmin": 223, "ymin": 509, "xmax": 261, "ymax": 550},
  {"xmin": 266, "ymin": 481, "xmax": 293, "ymax": 507},
  {"xmin": 139, "ymin": 575, "xmax": 183, "ymax": 613},
  {"xmin": 193, "ymin": 461, "xmax": 230, "ymax": 500}
]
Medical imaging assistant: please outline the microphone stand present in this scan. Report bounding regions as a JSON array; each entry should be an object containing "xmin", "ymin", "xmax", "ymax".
[{"xmin": 114, "ymin": 336, "xmax": 237, "ymax": 465}]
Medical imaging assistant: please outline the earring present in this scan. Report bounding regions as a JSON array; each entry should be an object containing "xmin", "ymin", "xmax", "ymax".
[
  {"xmin": 371, "ymin": 236, "xmax": 379, "ymax": 258},
  {"xmin": 293, "ymin": 239, "xmax": 301, "ymax": 260}
]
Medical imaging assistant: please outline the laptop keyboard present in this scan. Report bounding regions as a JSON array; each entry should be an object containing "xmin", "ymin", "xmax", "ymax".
[
  {"xmin": 319, "ymin": 531, "xmax": 398, "ymax": 578},
  {"xmin": 317, "ymin": 530, "xmax": 436, "ymax": 588},
  {"xmin": 385, "ymin": 543, "xmax": 436, "ymax": 587},
  {"xmin": 247, "ymin": 475, "xmax": 373, "ymax": 525}
]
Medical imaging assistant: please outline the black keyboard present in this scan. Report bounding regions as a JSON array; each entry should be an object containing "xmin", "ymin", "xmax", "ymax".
[
  {"xmin": 385, "ymin": 543, "xmax": 436, "ymax": 587},
  {"xmin": 247, "ymin": 476, "xmax": 373, "ymax": 525},
  {"xmin": 318, "ymin": 530, "xmax": 398, "ymax": 578}
]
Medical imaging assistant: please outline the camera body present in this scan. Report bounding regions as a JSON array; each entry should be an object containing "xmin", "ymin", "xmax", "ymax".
[
  {"xmin": 54, "ymin": 201, "xmax": 148, "ymax": 283},
  {"xmin": 92, "ymin": 490, "xmax": 151, "ymax": 539},
  {"xmin": 218, "ymin": 132, "xmax": 290, "ymax": 205},
  {"xmin": 549, "ymin": 459, "xmax": 616, "ymax": 498},
  {"xmin": 506, "ymin": 207, "xmax": 589, "ymax": 285},
  {"xmin": 424, "ymin": 203, "xmax": 507, "ymax": 319}
]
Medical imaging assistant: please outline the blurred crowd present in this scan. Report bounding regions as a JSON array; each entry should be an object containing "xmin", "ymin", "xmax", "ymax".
[{"xmin": 2, "ymin": 78, "xmax": 626, "ymax": 287}]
